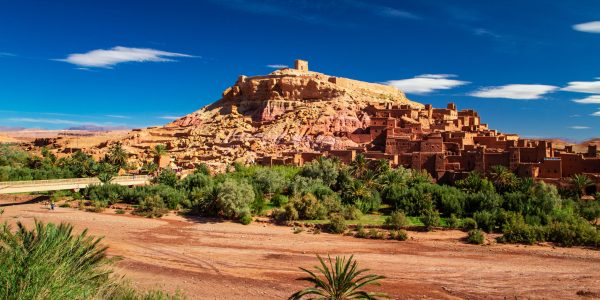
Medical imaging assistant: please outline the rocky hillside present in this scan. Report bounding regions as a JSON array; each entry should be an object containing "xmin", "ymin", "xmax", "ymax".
[{"xmin": 68, "ymin": 62, "xmax": 422, "ymax": 171}]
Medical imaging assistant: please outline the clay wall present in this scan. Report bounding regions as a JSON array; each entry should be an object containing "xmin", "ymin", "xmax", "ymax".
[{"xmin": 539, "ymin": 158, "xmax": 561, "ymax": 178}]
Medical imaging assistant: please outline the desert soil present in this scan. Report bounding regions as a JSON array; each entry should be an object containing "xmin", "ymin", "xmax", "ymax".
[{"xmin": 1, "ymin": 196, "xmax": 599, "ymax": 300}]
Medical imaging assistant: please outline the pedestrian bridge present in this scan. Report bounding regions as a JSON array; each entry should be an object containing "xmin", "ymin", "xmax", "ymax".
[{"xmin": 0, "ymin": 175, "xmax": 150, "ymax": 194}]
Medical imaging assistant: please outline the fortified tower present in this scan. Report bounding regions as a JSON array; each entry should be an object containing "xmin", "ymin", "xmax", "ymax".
[{"xmin": 294, "ymin": 59, "xmax": 308, "ymax": 71}]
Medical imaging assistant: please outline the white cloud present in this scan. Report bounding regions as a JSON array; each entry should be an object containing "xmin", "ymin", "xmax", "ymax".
[
  {"xmin": 384, "ymin": 74, "xmax": 469, "ymax": 94},
  {"xmin": 469, "ymin": 84, "xmax": 558, "ymax": 100},
  {"xmin": 266, "ymin": 64, "xmax": 288, "ymax": 69},
  {"xmin": 562, "ymin": 79, "xmax": 600, "ymax": 94},
  {"xmin": 58, "ymin": 46, "xmax": 194, "ymax": 68},
  {"xmin": 569, "ymin": 126, "xmax": 590, "ymax": 130},
  {"xmin": 573, "ymin": 21, "xmax": 600, "ymax": 33},
  {"xmin": 158, "ymin": 116, "xmax": 181, "ymax": 120},
  {"xmin": 572, "ymin": 95, "xmax": 600, "ymax": 104},
  {"xmin": 105, "ymin": 114, "xmax": 130, "ymax": 119},
  {"xmin": 593, "ymin": 111, "xmax": 600, "ymax": 117}
]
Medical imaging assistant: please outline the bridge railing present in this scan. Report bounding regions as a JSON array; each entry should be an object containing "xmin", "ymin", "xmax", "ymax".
[{"xmin": 0, "ymin": 175, "xmax": 151, "ymax": 187}]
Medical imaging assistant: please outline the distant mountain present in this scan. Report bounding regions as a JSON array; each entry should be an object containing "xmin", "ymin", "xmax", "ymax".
[
  {"xmin": 0, "ymin": 126, "xmax": 26, "ymax": 131},
  {"xmin": 65, "ymin": 125, "xmax": 130, "ymax": 131}
]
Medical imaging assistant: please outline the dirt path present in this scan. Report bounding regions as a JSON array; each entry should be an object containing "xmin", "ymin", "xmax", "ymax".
[{"xmin": 1, "ymin": 199, "xmax": 599, "ymax": 299}]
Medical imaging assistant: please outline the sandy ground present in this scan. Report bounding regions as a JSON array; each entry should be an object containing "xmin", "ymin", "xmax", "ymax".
[{"xmin": 1, "ymin": 196, "xmax": 599, "ymax": 300}]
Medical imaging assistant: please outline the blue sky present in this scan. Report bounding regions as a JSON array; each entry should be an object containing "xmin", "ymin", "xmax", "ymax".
[{"xmin": 1, "ymin": 0, "xmax": 599, "ymax": 140}]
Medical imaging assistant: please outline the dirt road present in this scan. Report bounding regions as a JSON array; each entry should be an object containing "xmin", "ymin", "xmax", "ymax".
[{"xmin": 1, "ymin": 198, "xmax": 599, "ymax": 299}]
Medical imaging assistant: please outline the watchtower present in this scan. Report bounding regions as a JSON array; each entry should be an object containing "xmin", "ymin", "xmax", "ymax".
[{"xmin": 294, "ymin": 59, "xmax": 308, "ymax": 71}]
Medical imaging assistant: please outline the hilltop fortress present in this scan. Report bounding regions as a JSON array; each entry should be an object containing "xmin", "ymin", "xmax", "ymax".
[{"xmin": 43, "ymin": 60, "xmax": 600, "ymax": 191}]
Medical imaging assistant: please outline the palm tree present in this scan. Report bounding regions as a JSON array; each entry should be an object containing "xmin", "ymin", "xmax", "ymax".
[
  {"xmin": 350, "ymin": 154, "xmax": 369, "ymax": 179},
  {"xmin": 151, "ymin": 144, "xmax": 167, "ymax": 157},
  {"xmin": 105, "ymin": 142, "xmax": 128, "ymax": 169},
  {"xmin": 0, "ymin": 221, "xmax": 115, "ymax": 299},
  {"xmin": 571, "ymin": 174, "xmax": 593, "ymax": 197},
  {"xmin": 98, "ymin": 172, "xmax": 114, "ymax": 184},
  {"xmin": 488, "ymin": 165, "xmax": 518, "ymax": 193},
  {"xmin": 289, "ymin": 255, "xmax": 387, "ymax": 300}
]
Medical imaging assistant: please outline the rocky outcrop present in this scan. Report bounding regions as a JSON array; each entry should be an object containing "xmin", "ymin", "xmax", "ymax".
[{"xmin": 67, "ymin": 62, "xmax": 423, "ymax": 172}]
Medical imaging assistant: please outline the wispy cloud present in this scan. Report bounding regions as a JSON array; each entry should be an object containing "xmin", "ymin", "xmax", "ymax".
[
  {"xmin": 385, "ymin": 74, "xmax": 469, "ymax": 94},
  {"xmin": 569, "ymin": 126, "xmax": 590, "ymax": 130},
  {"xmin": 573, "ymin": 21, "xmax": 600, "ymax": 33},
  {"xmin": 105, "ymin": 114, "xmax": 130, "ymax": 119},
  {"xmin": 158, "ymin": 116, "xmax": 181, "ymax": 120},
  {"xmin": 209, "ymin": 0, "xmax": 418, "ymax": 27},
  {"xmin": 266, "ymin": 64, "xmax": 288, "ymax": 69},
  {"xmin": 7, "ymin": 117, "xmax": 99, "ymax": 126},
  {"xmin": 57, "ymin": 46, "xmax": 195, "ymax": 68},
  {"xmin": 593, "ymin": 111, "xmax": 600, "ymax": 117},
  {"xmin": 345, "ymin": 0, "xmax": 420, "ymax": 20},
  {"xmin": 562, "ymin": 78, "xmax": 600, "ymax": 94},
  {"xmin": 469, "ymin": 84, "xmax": 558, "ymax": 100},
  {"xmin": 0, "ymin": 52, "xmax": 16, "ymax": 57},
  {"xmin": 572, "ymin": 95, "xmax": 600, "ymax": 104}
]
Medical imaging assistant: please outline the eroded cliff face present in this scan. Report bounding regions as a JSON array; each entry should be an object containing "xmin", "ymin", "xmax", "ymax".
[{"xmin": 86, "ymin": 67, "xmax": 422, "ymax": 171}]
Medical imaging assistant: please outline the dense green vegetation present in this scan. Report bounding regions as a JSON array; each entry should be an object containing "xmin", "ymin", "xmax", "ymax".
[
  {"xmin": 0, "ymin": 144, "xmax": 135, "ymax": 181},
  {"xmin": 78, "ymin": 156, "xmax": 600, "ymax": 247},
  {"xmin": 0, "ymin": 216, "xmax": 180, "ymax": 299},
  {"xmin": 3, "ymin": 144, "xmax": 599, "ymax": 248}
]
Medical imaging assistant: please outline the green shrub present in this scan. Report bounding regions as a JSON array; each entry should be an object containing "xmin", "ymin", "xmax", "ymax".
[
  {"xmin": 467, "ymin": 229, "xmax": 485, "ymax": 245},
  {"xmin": 342, "ymin": 206, "xmax": 362, "ymax": 220},
  {"xmin": 355, "ymin": 224, "xmax": 368, "ymax": 238},
  {"xmin": 473, "ymin": 210, "xmax": 496, "ymax": 233},
  {"xmin": 59, "ymin": 202, "xmax": 71, "ymax": 208},
  {"xmin": 215, "ymin": 178, "xmax": 255, "ymax": 219},
  {"xmin": 546, "ymin": 220, "xmax": 600, "ymax": 247},
  {"xmin": 446, "ymin": 214, "xmax": 460, "ymax": 228},
  {"xmin": 327, "ymin": 214, "xmax": 347, "ymax": 234},
  {"xmin": 293, "ymin": 193, "xmax": 328, "ymax": 220},
  {"xmin": 462, "ymin": 217, "xmax": 478, "ymax": 230},
  {"xmin": 389, "ymin": 230, "xmax": 408, "ymax": 241},
  {"xmin": 238, "ymin": 210, "xmax": 253, "ymax": 225},
  {"xmin": 87, "ymin": 201, "xmax": 106, "ymax": 213},
  {"xmin": 385, "ymin": 211, "xmax": 408, "ymax": 230},
  {"xmin": 273, "ymin": 203, "xmax": 299, "ymax": 223},
  {"xmin": 499, "ymin": 221, "xmax": 544, "ymax": 245},
  {"xmin": 271, "ymin": 194, "xmax": 289, "ymax": 207},
  {"xmin": 420, "ymin": 209, "xmax": 441, "ymax": 231},
  {"xmin": 133, "ymin": 195, "xmax": 168, "ymax": 218},
  {"xmin": 152, "ymin": 168, "xmax": 178, "ymax": 187},
  {"xmin": 115, "ymin": 209, "xmax": 125, "ymax": 215},
  {"xmin": 368, "ymin": 229, "xmax": 384, "ymax": 239}
]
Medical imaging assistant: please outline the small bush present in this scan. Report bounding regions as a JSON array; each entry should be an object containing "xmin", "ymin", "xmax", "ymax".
[
  {"xmin": 473, "ymin": 210, "xmax": 496, "ymax": 233},
  {"xmin": 498, "ymin": 221, "xmax": 544, "ymax": 245},
  {"xmin": 273, "ymin": 203, "xmax": 299, "ymax": 223},
  {"xmin": 59, "ymin": 202, "xmax": 71, "ymax": 208},
  {"xmin": 239, "ymin": 210, "xmax": 253, "ymax": 225},
  {"xmin": 384, "ymin": 211, "xmax": 408, "ymax": 230},
  {"xmin": 342, "ymin": 206, "xmax": 363, "ymax": 220},
  {"xmin": 271, "ymin": 194, "xmax": 289, "ymax": 207},
  {"xmin": 355, "ymin": 224, "xmax": 368, "ymax": 238},
  {"xmin": 467, "ymin": 229, "xmax": 485, "ymax": 245},
  {"xmin": 368, "ymin": 229, "xmax": 384, "ymax": 239},
  {"xmin": 86, "ymin": 201, "xmax": 106, "ymax": 213},
  {"xmin": 328, "ymin": 214, "xmax": 347, "ymax": 234},
  {"xmin": 389, "ymin": 230, "xmax": 408, "ymax": 241},
  {"xmin": 446, "ymin": 214, "xmax": 460, "ymax": 228},
  {"xmin": 462, "ymin": 217, "xmax": 478, "ymax": 231},
  {"xmin": 115, "ymin": 209, "xmax": 125, "ymax": 215},
  {"xmin": 420, "ymin": 209, "xmax": 441, "ymax": 231},
  {"xmin": 133, "ymin": 195, "xmax": 168, "ymax": 218}
]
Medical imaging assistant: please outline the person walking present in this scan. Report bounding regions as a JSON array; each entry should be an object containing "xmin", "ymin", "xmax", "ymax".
[{"xmin": 50, "ymin": 200, "xmax": 55, "ymax": 211}]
